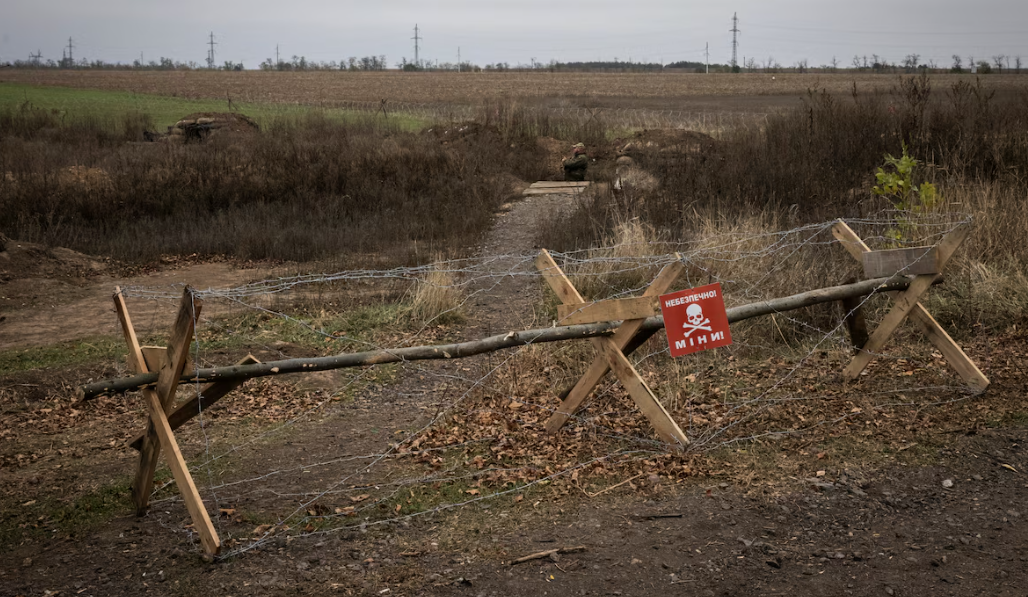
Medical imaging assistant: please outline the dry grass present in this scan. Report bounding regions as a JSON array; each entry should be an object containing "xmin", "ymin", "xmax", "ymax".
[
  {"xmin": 565, "ymin": 218, "xmax": 668, "ymax": 301},
  {"xmin": 404, "ymin": 264, "xmax": 465, "ymax": 325},
  {"xmin": 0, "ymin": 108, "xmax": 543, "ymax": 262}
]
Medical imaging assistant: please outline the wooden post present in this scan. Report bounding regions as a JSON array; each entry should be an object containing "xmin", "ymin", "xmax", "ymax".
[
  {"xmin": 128, "ymin": 354, "xmax": 260, "ymax": 451},
  {"xmin": 831, "ymin": 221, "xmax": 987, "ymax": 391},
  {"xmin": 115, "ymin": 287, "xmax": 221, "ymax": 555},
  {"xmin": 536, "ymin": 250, "xmax": 689, "ymax": 446}
]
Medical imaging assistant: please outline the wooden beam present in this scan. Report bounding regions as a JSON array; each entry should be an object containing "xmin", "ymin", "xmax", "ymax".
[
  {"xmin": 555, "ymin": 293, "xmax": 657, "ymax": 326},
  {"xmin": 906, "ymin": 306, "xmax": 989, "ymax": 392},
  {"xmin": 842, "ymin": 225, "xmax": 969, "ymax": 380},
  {"xmin": 598, "ymin": 338, "xmax": 689, "ymax": 446},
  {"xmin": 115, "ymin": 288, "xmax": 220, "ymax": 555},
  {"xmin": 82, "ymin": 275, "xmax": 936, "ymax": 400},
  {"xmin": 545, "ymin": 258, "xmax": 685, "ymax": 434},
  {"xmin": 862, "ymin": 246, "xmax": 940, "ymax": 278},
  {"xmin": 535, "ymin": 250, "xmax": 586, "ymax": 304},
  {"xmin": 129, "ymin": 354, "xmax": 260, "ymax": 451},
  {"xmin": 833, "ymin": 221, "xmax": 987, "ymax": 390},
  {"xmin": 535, "ymin": 250, "xmax": 687, "ymax": 445},
  {"xmin": 556, "ymin": 296, "xmax": 660, "ymax": 326},
  {"xmin": 141, "ymin": 387, "xmax": 221, "ymax": 555},
  {"xmin": 140, "ymin": 346, "xmax": 192, "ymax": 380},
  {"xmin": 132, "ymin": 288, "xmax": 203, "ymax": 514},
  {"xmin": 113, "ymin": 288, "xmax": 163, "ymax": 514},
  {"xmin": 528, "ymin": 181, "xmax": 591, "ymax": 188}
]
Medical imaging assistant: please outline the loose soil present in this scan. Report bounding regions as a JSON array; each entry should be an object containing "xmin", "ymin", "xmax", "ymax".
[{"xmin": 3, "ymin": 186, "xmax": 1028, "ymax": 597}]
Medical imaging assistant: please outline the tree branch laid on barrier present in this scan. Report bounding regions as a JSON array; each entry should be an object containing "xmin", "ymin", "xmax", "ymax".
[{"xmin": 78, "ymin": 275, "xmax": 937, "ymax": 401}]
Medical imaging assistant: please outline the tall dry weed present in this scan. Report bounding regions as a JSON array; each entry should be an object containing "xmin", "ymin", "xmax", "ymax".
[
  {"xmin": 567, "ymin": 218, "xmax": 667, "ymax": 301},
  {"xmin": 404, "ymin": 264, "xmax": 465, "ymax": 325}
]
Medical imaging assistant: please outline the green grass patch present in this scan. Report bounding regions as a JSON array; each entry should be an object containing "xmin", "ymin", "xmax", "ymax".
[
  {"xmin": 1, "ymin": 480, "xmax": 132, "ymax": 548},
  {"xmin": 196, "ymin": 303, "xmax": 404, "ymax": 353},
  {"xmin": 0, "ymin": 82, "xmax": 430, "ymax": 131},
  {"xmin": 0, "ymin": 336, "xmax": 127, "ymax": 373}
]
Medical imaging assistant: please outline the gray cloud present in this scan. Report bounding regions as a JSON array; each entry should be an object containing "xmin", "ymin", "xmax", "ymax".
[{"xmin": 3, "ymin": 0, "xmax": 1026, "ymax": 68}]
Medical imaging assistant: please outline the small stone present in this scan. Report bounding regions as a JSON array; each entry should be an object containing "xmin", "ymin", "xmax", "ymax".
[
  {"xmin": 942, "ymin": 479, "xmax": 954, "ymax": 489},
  {"xmin": 22, "ymin": 557, "xmax": 32, "ymax": 568},
  {"xmin": 972, "ymin": 474, "xmax": 984, "ymax": 481},
  {"xmin": 631, "ymin": 558, "xmax": 643, "ymax": 565},
  {"xmin": 885, "ymin": 587, "xmax": 895, "ymax": 596}
]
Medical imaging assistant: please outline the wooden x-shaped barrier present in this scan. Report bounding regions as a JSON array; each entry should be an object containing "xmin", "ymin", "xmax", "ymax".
[
  {"xmin": 535, "ymin": 250, "xmax": 689, "ymax": 447},
  {"xmin": 113, "ymin": 287, "xmax": 260, "ymax": 556},
  {"xmin": 832, "ymin": 221, "xmax": 988, "ymax": 391}
]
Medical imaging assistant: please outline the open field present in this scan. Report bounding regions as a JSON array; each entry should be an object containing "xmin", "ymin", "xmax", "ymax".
[
  {"xmin": 0, "ymin": 83, "xmax": 430, "ymax": 131},
  {"xmin": 3, "ymin": 72, "xmax": 1028, "ymax": 596},
  {"xmin": 3, "ymin": 69, "xmax": 1027, "ymax": 112}
]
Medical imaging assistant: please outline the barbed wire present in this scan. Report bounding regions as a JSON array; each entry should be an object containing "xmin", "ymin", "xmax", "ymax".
[{"xmin": 120, "ymin": 212, "xmax": 980, "ymax": 558}]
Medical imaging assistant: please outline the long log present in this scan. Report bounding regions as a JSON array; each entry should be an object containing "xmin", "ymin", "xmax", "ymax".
[{"xmin": 78, "ymin": 275, "xmax": 935, "ymax": 400}]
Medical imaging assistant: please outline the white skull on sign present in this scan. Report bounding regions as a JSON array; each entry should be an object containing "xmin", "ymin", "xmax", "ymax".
[{"xmin": 683, "ymin": 303, "xmax": 712, "ymax": 337}]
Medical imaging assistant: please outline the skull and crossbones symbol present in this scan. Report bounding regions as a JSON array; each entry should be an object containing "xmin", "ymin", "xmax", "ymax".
[{"xmin": 683, "ymin": 304, "xmax": 712, "ymax": 337}]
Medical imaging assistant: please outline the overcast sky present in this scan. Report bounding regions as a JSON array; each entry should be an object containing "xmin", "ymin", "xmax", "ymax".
[{"xmin": 4, "ymin": 1, "xmax": 1027, "ymax": 68}]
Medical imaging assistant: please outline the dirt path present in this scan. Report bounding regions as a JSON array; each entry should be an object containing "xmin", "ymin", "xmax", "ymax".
[{"xmin": 463, "ymin": 192, "xmax": 581, "ymax": 336}]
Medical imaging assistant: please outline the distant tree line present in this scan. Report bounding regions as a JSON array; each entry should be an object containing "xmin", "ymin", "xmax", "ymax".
[
  {"xmin": 2, "ymin": 52, "xmax": 1024, "ymax": 74},
  {"xmin": 4, "ymin": 57, "xmax": 232, "ymax": 70},
  {"xmin": 258, "ymin": 55, "xmax": 388, "ymax": 71}
]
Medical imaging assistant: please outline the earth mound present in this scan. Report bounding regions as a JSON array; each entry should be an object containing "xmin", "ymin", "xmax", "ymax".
[
  {"xmin": 0, "ymin": 237, "xmax": 107, "ymax": 282},
  {"xmin": 164, "ymin": 112, "xmax": 260, "ymax": 141}
]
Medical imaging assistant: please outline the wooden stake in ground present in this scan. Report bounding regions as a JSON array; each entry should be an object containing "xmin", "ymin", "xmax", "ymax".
[
  {"xmin": 115, "ymin": 287, "xmax": 221, "ymax": 555},
  {"xmin": 536, "ymin": 250, "xmax": 689, "ymax": 447},
  {"xmin": 832, "ymin": 221, "xmax": 988, "ymax": 391}
]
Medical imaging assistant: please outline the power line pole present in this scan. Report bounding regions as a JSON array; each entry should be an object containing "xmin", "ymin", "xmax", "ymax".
[
  {"xmin": 457, "ymin": 46, "xmax": 461, "ymax": 72},
  {"xmin": 207, "ymin": 32, "xmax": 217, "ymax": 69},
  {"xmin": 30, "ymin": 50, "xmax": 43, "ymax": 66},
  {"xmin": 412, "ymin": 24, "xmax": 421, "ymax": 67},
  {"xmin": 729, "ymin": 12, "xmax": 740, "ymax": 71},
  {"xmin": 705, "ymin": 42, "xmax": 709, "ymax": 74},
  {"xmin": 276, "ymin": 44, "xmax": 280, "ymax": 67},
  {"xmin": 67, "ymin": 37, "xmax": 75, "ymax": 66}
]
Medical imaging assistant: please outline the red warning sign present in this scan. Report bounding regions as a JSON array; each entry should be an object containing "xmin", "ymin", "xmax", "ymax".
[{"xmin": 659, "ymin": 283, "xmax": 733, "ymax": 357}]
